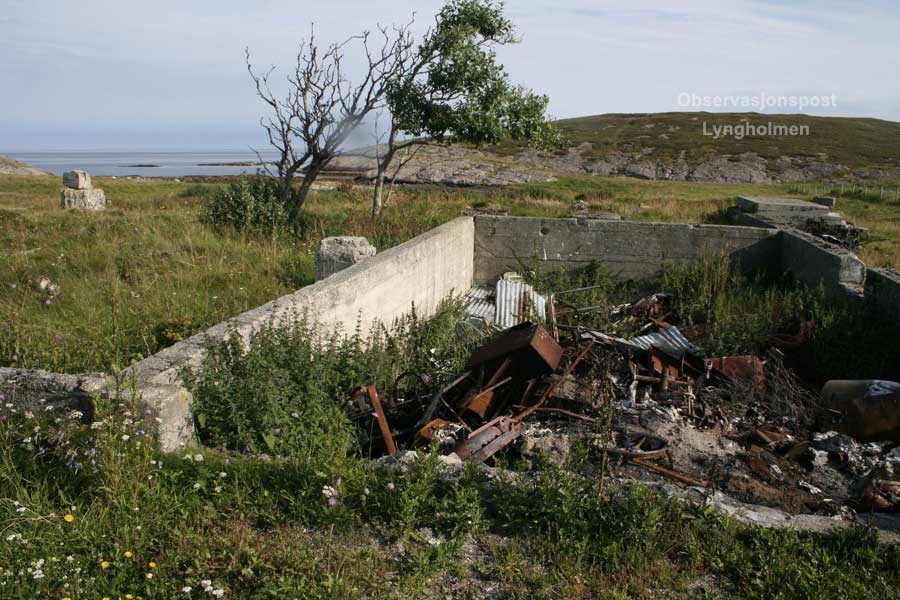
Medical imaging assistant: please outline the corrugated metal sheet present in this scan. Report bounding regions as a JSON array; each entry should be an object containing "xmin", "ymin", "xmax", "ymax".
[
  {"xmin": 495, "ymin": 280, "xmax": 547, "ymax": 330},
  {"xmin": 626, "ymin": 326, "xmax": 701, "ymax": 356},
  {"xmin": 464, "ymin": 284, "xmax": 496, "ymax": 325},
  {"xmin": 581, "ymin": 325, "xmax": 700, "ymax": 357}
]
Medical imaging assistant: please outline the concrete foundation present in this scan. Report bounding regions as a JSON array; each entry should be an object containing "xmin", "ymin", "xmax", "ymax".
[
  {"xmin": 474, "ymin": 216, "xmax": 780, "ymax": 282},
  {"xmin": 4, "ymin": 213, "xmax": 900, "ymax": 451}
]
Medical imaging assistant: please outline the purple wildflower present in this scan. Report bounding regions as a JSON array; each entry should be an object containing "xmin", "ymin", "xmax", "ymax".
[
  {"xmin": 290, "ymin": 412, "xmax": 300, "ymax": 419},
  {"xmin": 328, "ymin": 497, "xmax": 337, "ymax": 507},
  {"xmin": 274, "ymin": 428, "xmax": 282, "ymax": 436},
  {"xmin": 387, "ymin": 482, "xmax": 395, "ymax": 491}
]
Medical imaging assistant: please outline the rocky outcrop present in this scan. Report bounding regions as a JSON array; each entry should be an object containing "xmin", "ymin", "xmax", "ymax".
[
  {"xmin": 324, "ymin": 144, "xmax": 556, "ymax": 186},
  {"xmin": 0, "ymin": 156, "xmax": 51, "ymax": 176},
  {"xmin": 325, "ymin": 141, "xmax": 871, "ymax": 186}
]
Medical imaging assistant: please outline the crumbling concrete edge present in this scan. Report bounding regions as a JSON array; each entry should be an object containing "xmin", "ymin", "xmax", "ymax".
[{"xmin": 615, "ymin": 479, "xmax": 900, "ymax": 544}]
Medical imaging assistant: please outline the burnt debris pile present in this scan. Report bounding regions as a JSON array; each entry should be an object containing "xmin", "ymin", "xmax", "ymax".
[{"xmin": 346, "ymin": 284, "xmax": 900, "ymax": 517}]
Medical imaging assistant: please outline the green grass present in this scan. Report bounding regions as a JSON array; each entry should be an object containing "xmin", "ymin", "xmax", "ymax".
[
  {"xmin": 488, "ymin": 112, "xmax": 900, "ymax": 171},
  {"xmin": 3, "ymin": 300, "xmax": 899, "ymax": 599},
  {"xmin": 2, "ymin": 173, "xmax": 899, "ymax": 375}
]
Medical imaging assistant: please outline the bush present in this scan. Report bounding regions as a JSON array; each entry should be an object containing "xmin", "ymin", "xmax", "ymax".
[
  {"xmin": 200, "ymin": 174, "xmax": 288, "ymax": 233},
  {"xmin": 184, "ymin": 298, "xmax": 472, "ymax": 463}
]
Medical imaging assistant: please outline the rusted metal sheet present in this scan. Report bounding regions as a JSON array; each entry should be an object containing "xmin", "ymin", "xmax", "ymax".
[
  {"xmin": 706, "ymin": 356, "xmax": 765, "ymax": 391},
  {"xmin": 466, "ymin": 322, "xmax": 563, "ymax": 373},
  {"xmin": 454, "ymin": 416, "xmax": 522, "ymax": 464}
]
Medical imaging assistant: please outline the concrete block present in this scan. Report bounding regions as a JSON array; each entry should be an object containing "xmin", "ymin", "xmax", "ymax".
[
  {"xmin": 780, "ymin": 229, "xmax": 866, "ymax": 297},
  {"xmin": 315, "ymin": 236, "xmax": 376, "ymax": 280},
  {"xmin": 865, "ymin": 268, "xmax": 900, "ymax": 316},
  {"xmin": 61, "ymin": 187, "xmax": 105, "ymax": 210},
  {"xmin": 63, "ymin": 170, "xmax": 92, "ymax": 189}
]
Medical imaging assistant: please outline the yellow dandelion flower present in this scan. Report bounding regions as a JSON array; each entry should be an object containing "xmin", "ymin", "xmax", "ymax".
[
  {"xmin": 102, "ymin": 597, "xmax": 110, "ymax": 600},
  {"xmin": 123, "ymin": 550, "xmax": 133, "ymax": 558},
  {"xmin": 100, "ymin": 560, "xmax": 110, "ymax": 569},
  {"xmin": 63, "ymin": 514, "xmax": 74, "ymax": 523},
  {"xmin": 126, "ymin": 595, "xmax": 134, "ymax": 600},
  {"xmin": 62, "ymin": 597, "xmax": 71, "ymax": 600},
  {"xmin": 148, "ymin": 561, "xmax": 157, "ymax": 569}
]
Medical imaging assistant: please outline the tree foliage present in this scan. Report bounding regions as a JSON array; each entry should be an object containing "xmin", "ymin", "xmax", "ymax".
[{"xmin": 372, "ymin": 0, "xmax": 558, "ymax": 215}]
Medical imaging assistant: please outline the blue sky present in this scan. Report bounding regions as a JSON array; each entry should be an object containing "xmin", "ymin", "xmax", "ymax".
[{"xmin": 2, "ymin": 0, "xmax": 899, "ymax": 150}]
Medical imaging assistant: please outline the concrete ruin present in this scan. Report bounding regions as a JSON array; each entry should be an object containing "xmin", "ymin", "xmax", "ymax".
[
  {"xmin": 60, "ymin": 170, "xmax": 106, "ymax": 210},
  {"xmin": 315, "ymin": 236, "xmax": 377, "ymax": 281},
  {"xmin": 4, "ymin": 211, "xmax": 899, "ymax": 452}
]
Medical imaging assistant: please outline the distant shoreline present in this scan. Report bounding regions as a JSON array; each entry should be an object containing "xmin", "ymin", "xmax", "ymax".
[{"xmin": 195, "ymin": 161, "xmax": 273, "ymax": 167}]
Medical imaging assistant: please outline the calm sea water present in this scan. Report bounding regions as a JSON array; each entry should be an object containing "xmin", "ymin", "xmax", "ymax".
[{"xmin": 5, "ymin": 151, "xmax": 280, "ymax": 177}]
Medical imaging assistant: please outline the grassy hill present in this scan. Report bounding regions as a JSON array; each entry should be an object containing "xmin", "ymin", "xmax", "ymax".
[
  {"xmin": 483, "ymin": 112, "xmax": 900, "ymax": 180},
  {"xmin": 553, "ymin": 112, "xmax": 900, "ymax": 168}
]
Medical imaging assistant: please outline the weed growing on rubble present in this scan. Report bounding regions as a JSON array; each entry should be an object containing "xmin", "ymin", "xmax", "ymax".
[
  {"xmin": 185, "ymin": 297, "xmax": 472, "ymax": 460},
  {"xmin": 530, "ymin": 253, "xmax": 900, "ymax": 379}
]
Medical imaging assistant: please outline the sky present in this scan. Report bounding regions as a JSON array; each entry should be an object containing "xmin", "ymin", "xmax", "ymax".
[{"xmin": 2, "ymin": 0, "xmax": 899, "ymax": 151}]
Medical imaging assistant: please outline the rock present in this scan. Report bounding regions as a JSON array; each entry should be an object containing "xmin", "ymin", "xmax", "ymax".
[
  {"xmin": 0, "ymin": 156, "xmax": 52, "ymax": 176},
  {"xmin": 315, "ymin": 236, "xmax": 376, "ymax": 281},
  {"xmin": 63, "ymin": 170, "xmax": 92, "ymax": 189},
  {"xmin": 61, "ymin": 187, "xmax": 106, "ymax": 210}
]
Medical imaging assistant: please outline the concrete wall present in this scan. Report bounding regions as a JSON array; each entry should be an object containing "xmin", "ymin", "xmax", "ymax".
[
  {"xmin": 126, "ymin": 216, "xmax": 475, "ymax": 448},
  {"xmin": 779, "ymin": 229, "xmax": 866, "ymax": 298},
  {"xmin": 473, "ymin": 216, "xmax": 780, "ymax": 283},
  {"xmin": 866, "ymin": 268, "xmax": 900, "ymax": 316}
]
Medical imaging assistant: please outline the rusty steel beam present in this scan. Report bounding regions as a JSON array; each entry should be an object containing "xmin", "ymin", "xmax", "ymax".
[{"xmin": 367, "ymin": 385, "xmax": 397, "ymax": 456}]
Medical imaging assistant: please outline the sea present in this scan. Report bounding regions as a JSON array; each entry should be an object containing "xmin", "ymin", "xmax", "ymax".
[{"xmin": 4, "ymin": 150, "xmax": 281, "ymax": 177}]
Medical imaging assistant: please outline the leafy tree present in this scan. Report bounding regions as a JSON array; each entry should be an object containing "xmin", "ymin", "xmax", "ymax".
[{"xmin": 372, "ymin": 0, "xmax": 558, "ymax": 215}]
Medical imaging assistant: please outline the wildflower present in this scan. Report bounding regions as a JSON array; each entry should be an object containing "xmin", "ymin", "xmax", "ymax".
[
  {"xmin": 100, "ymin": 561, "xmax": 110, "ymax": 569},
  {"xmin": 290, "ymin": 411, "xmax": 300, "ymax": 419},
  {"xmin": 363, "ymin": 487, "xmax": 370, "ymax": 496},
  {"xmin": 193, "ymin": 453, "xmax": 204, "ymax": 462},
  {"xmin": 63, "ymin": 514, "xmax": 74, "ymax": 523},
  {"xmin": 62, "ymin": 597, "xmax": 71, "ymax": 600},
  {"xmin": 201, "ymin": 579, "xmax": 212, "ymax": 587},
  {"xmin": 193, "ymin": 482, "xmax": 201, "ymax": 490},
  {"xmin": 126, "ymin": 595, "xmax": 134, "ymax": 600},
  {"xmin": 328, "ymin": 497, "xmax": 337, "ymax": 507},
  {"xmin": 54, "ymin": 335, "xmax": 62, "ymax": 342},
  {"xmin": 273, "ymin": 428, "xmax": 282, "ymax": 436},
  {"xmin": 218, "ymin": 471, "xmax": 226, "ymax": 478},
  {"xmin": 123, "ymin": 551, "xmax": 133, "ymax": 559},
  {"xmin": 121, "ymin": 434, "xmax": 130, "ymax": 442},
  {"xmin": 387, "ymin": 482, "xmax": 395, "ymax": 490},
  {"xmin": 148, "ymin": 561, "xmax": 157, "ymax": 569},
  {"xmin": 212, "ymin": 589, "xmax": 225, "ymax": 598},
  {"xmin": 9, "ymin": 283, "xmax": 15, "ymax": 289},
  {"xmin": 146, "ymin": 572, "xmax": 153, "ymax": 579},
  {"xmin": 182, "ymin": 587, "xmax": 192, "ymax": 593}
]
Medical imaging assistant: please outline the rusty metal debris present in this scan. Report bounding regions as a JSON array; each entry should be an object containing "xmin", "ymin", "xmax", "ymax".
[{"xmin": 345, "ymin": 281, "xmax": 900, "ymax": 517}]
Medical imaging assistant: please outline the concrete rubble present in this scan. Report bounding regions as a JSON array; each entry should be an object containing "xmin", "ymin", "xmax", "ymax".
[
  {"xmin": 315, "ymin": 236, "xmax": 377, "ymax": 281},
  {"xmin": 60, "ymin": 170, "xmax": 106, "ymax": 210}
]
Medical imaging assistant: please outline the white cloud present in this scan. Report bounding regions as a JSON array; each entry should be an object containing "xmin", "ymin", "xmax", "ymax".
[{"xmin": 1, "ymin": 0, "xmax": 898, "ymax": 149}]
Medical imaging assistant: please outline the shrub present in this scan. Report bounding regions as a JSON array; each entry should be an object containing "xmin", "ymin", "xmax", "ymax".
[
  {"xmin": 199, "ymin": 174, "xmax": 288, "ymax": 233},
  {"xmin": 184, "ymin": 298, "xmax": 472, "ymax": 463}
]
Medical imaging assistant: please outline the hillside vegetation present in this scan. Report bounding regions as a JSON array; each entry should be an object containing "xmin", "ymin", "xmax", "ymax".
[{"xmin": 551, "ymin": 112, "xmax": 900, "ymax": 170}]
